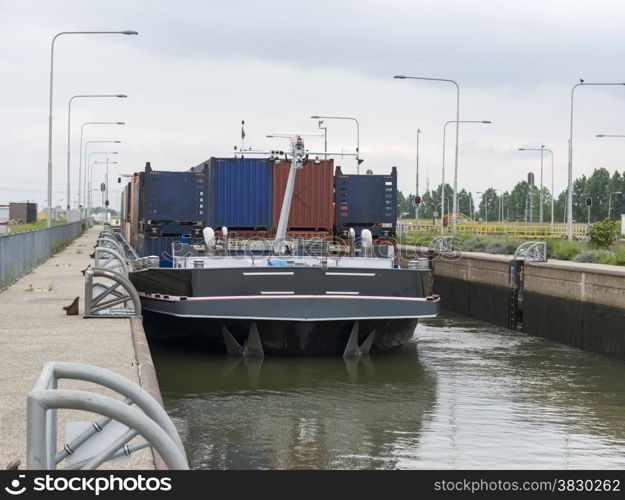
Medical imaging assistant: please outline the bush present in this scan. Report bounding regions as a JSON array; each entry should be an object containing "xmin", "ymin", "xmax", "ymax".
[
  {"xmin": 547, "ymin": 239, "xmax": 582, "ymax": 261},
  {"xmin": 589, "ymin": 218, "xmax": 618, "ymax": 249}
]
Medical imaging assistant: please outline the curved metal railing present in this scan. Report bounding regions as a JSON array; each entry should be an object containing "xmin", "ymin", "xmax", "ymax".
[
  {"xmin": 28, "ymin": 362, "xmax": 188, "ymax": 470},
  {"xmin": 514, "ymin": 241, "xmax": 548, "ymax": 262}
]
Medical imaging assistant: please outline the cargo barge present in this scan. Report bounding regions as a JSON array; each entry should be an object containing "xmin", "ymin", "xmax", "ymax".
[
  {"xmin": 130, "ymin": 248, "xmax": 439, "ymax": 356},
  {"xmin": 124, "ymin": 136, "xmax": 439, "ymax": 356}
]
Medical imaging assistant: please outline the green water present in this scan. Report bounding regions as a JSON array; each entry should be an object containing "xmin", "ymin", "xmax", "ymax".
[{"xmin": 150, "ymin": 312, "xmax": 625, "ymax": 469}]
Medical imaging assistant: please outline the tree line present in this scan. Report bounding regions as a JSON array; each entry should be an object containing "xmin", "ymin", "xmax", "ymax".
[{"xmin": 397, "ymin": 168, "xmax": 625, "ymax": 223}]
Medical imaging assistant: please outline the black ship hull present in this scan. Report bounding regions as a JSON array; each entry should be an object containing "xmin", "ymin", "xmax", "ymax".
[
  {"xmin": 130, "ymin": 265, "xmax": 439, "ymax": 356},
  {"xmin": 142, "ymin": 312, "xmax": 418, "ymax": 356}
]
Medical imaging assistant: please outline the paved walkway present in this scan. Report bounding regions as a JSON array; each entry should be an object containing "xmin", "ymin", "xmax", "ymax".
[{"xmin": 0, "ymin": 226, "xmax": 154, "ymax": 469}]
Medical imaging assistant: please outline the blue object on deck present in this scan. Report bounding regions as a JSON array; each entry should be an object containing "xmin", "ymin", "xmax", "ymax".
[{"xmin": 268, "ymin": 259, "xmax": 288, "ymax": 267}]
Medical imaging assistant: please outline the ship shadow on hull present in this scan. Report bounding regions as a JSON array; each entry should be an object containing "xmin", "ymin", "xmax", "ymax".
[{"xmin": 142, "ymin": 311, "xmax": 418, "ymax": 356}]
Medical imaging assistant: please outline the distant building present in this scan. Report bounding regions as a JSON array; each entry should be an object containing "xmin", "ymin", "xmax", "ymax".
[{"xmin": 9, "ymin": 202, "xmax": 37, "ymax": 223}]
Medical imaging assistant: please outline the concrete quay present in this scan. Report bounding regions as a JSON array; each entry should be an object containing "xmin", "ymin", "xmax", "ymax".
[
  {"xmin": 0, "ymin": 226, "xmax": 156, "ymax": 470},
  {"xmin": 398, "ymin": 245, "xmax": 625, "ymax": 361}
]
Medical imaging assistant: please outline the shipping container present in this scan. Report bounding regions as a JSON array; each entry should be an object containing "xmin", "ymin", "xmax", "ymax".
[
  {"xmin": 208, "ymin": 157, "xmax": 272, "ymax": 229},
  {"xmin": 334, "ymin": 166, "xmax": 397, "ymax": 238},
  {"xmin": 9, "ymin": 202, "xmax": 37, "ymax": 223},
  {"xmin": 129, "ymin": 172, "xmax": 141, "ymax": 248},
  {"xmin": 139, "ymin": 163, "xmax": 208, "ymax": 223},
  {"xmin": 136, "ymin": 234, "xmax": 177, "ymax": 268},
  {"xmin": 272, "ymin": 159, "xmax": 334, "ymax": 231}
]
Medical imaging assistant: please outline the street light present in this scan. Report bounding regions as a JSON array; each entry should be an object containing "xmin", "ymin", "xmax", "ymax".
[
  {"xmin": 415, "ymin": 128, "xmax": 421, "ymax": 229},
  {"xmin": 67, "ymin": 95, "xmax": 126, "ymax": 211},
  {"xmin": 494, "ymin": 189, "xmax": 503, "ymax": 222},
  {"xmin": 316, "ymin": 120, "xmax": 327, "ymax": 159},
  {"xmin": 440, "ymin": 120, "xmax": 491, "ymax": 232},
  {"xmin": 310, "ymin": 115, "xmax": 360, "ymax": 173},
  {"xmin": 79, "ymin": 122, "xmax": 125, "ymax": 208},
  {"xmin": 566, "ymin": 81, "xmax": 625, "ymax": 240},
  {"xmin": 519, "ymin": 146, "xmax": 555, "ymax": 227},
  {"xmin": 93, "ymin": 159, "xmax": 118, "ymax": 223},
  {"xmin": 89, "ymin": 152, "xmax": 119, "ymax": 216},
  {"xmin": 47, "ymin": 30, "xmax": 138, "ymax": 227},
  {"xmin": 394, "ymin": 75, "xmax": 462, "ymax": 231},
  {"xmin": 84, "ymin": 141, "xmax": 122, "ymax": 212},
  {"xmin": 609, "ymin": 191, "xmax": 622, "ymax": 219},
  {"xmin": 596, "ymin": 134, "xmax": 625, "ymax": 138}
]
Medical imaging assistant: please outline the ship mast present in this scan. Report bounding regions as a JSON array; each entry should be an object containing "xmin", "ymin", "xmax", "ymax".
[{"xmin": 274, "ymin": 135, "xmax": 306, "ymax": 255}]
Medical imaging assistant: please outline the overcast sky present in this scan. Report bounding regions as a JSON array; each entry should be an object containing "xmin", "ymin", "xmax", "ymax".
[{"xmin": 2, "ymin": 0, "xmax": 625, "ymax": 208}]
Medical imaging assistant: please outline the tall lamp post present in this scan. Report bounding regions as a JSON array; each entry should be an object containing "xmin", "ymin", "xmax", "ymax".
[
  {"xmin": 494, "ymin": 189, "xmax": 503, "ymax": 222},
  {"xmin": 415, "ymin": 128, "xmax": 421, "ymax": 229},
  {"xmin": 84, "ymin": 141, "xmax": 122, "ymax": 212},
  {"xmin": 567, "ymin": 81, "xmax": 625, "ymax": 240},
  {"xmin": 93, "ymin": 160, "xmax": 118, "ymax": 223},
  {"xmin": 89, "ymin": 152, "xmax": 119, "ymax": 215},
  {"xmin": 316, "ymin": 120, "xmax": 327, "ymax": 159},
  {"xmin": 47, "ymin": 30, "xmax": 137, "ymax": 227},
  {"xmin": 440, "ymin": 120, "xmax": 490, "ymax": 232},
  {"xmin": 394, "ymin": 75, "xmax": 466, "ymax": 231},
  {"xmin": 310, "ymin": 115, "xmax": 360, "ymax": 172},
  {"xmin": 79, "ymin": 122, "xmax": 125, "ymax": 208},
  {"xmin": 608, "ymin": 191, "xmax": 622, "ymax": 219},
  {"xmin": 67, "ymin": 95, "xmax": 126, "ymax": 212},
  {"xmin": 519, "ymin": 146, "xmax": 555, "ymax": 228}
]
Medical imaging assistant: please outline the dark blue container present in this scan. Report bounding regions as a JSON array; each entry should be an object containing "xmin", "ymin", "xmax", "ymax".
[
  {"xmin": 136, "ymin": 234, "xmax": 178, "ymax": 267},
  {"xmin": 208, "ymin": 158, "xmax": 272, "ymax": 229},
  {"xmin": 139, "ymin": 163, "xmax": 208, "ymax": 223},
  {"xmin": 334, "ymin": 166, "xmax": 397, "ymax": 238}
]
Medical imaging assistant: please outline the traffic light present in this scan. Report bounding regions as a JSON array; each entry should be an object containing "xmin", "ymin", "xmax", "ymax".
[
  {"xmin": 586, "ymin": 197, "xmax": 592, "ymax": 207},
  {"xmin": 414, "ymin": 195, "xmax": 421, "ymax": 206}
]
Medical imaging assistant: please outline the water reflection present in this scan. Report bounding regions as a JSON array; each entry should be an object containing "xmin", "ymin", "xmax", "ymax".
[
  {"xmin": 150, "ymin": 312, "xmax": 625, "ymax": 469},
  {"xmin": 151, "ymin": 343, "xmax": 437, "ymax": 469}
]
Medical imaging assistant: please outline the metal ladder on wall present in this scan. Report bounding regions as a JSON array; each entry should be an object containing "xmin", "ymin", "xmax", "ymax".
[
  {"xmin": 27, "ymin": 362, "xmax": 188, "ymax": 470},
  {"xmin": 509, "ymin": 242, "xmax": 548, "ymax": 330}
]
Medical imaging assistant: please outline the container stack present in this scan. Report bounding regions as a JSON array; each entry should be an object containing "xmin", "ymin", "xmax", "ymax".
[
  {"xmin": 334, "ymin": 166, "xmax": 397, "ymax": 239},
  {"xmin": 272, "ymin": 158, "xmax": 334, "ymax": 238},
  {"xmin": 121, "ymin": 157, "xmax": 398, "ymax": 261}
]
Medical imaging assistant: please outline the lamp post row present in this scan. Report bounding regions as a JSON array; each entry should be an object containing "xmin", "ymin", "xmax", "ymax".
[{"xmin": 47, "ymin": 30, "xmax": 137, "ymax": 227}]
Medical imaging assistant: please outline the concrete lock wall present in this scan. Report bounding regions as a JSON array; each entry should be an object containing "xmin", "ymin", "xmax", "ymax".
[
  {"xmin": 523, "ymin": 260, "xmax": 625, "ymax": 360},
  {"xmin": 0, "ymin": 220, "xmax": 86, "ymax": 290},
  {"xmin": 418, "ymin": 247, "xmax": 625, "ymax": 361},
  {"xmin": 429, "ymin": 252, "xmax": 512, "ymax": 328}
]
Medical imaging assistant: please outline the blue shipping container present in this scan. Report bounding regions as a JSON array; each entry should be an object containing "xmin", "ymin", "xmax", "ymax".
[
  {"xmin": 335, "ymin": 166, "xmax": 397, "ymax": 234},
  {"xmin": 139, "ymin": 164, "xmax": 208, "ymax": 223},
  {"xmin": 208, "ymin": 158, "xmax": 272, "ymax": 228},
  {"xmin": 136, "ymin": 234, "xmax": 178, "ymax": 267}
]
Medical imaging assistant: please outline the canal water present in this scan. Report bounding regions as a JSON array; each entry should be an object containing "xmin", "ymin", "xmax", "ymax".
[{"xmin": 149, "ymin": 312, "xmax": 625, "ymax": 469}]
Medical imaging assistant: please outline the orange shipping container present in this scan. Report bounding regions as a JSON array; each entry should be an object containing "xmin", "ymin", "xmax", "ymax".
[{"xmin": 272, "ymin": 159, "xmax": 335, "ymax": 231}]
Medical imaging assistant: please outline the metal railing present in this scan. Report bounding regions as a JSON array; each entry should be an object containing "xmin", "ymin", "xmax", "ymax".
[
  {"xmin": 84, "ymin": 268, "xmax": 142, "ymax": 318},
  {"xmin": 27, "ymin": 362, "xmax": 188, "ymax": 470},
  {"xmin": 0, "ymin": 220, "xmax": 88, "ymax": 290},
  {"xmin": 514, "ymin": 241, "xmax": 548, "ymax": 262},
  {"xmin": 84, "ymin": 226, "xmax": 143, "ymax": 318},
  {"xmin": 399, "ymin": 220, "xmax": 588, "ymax": 238}
]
